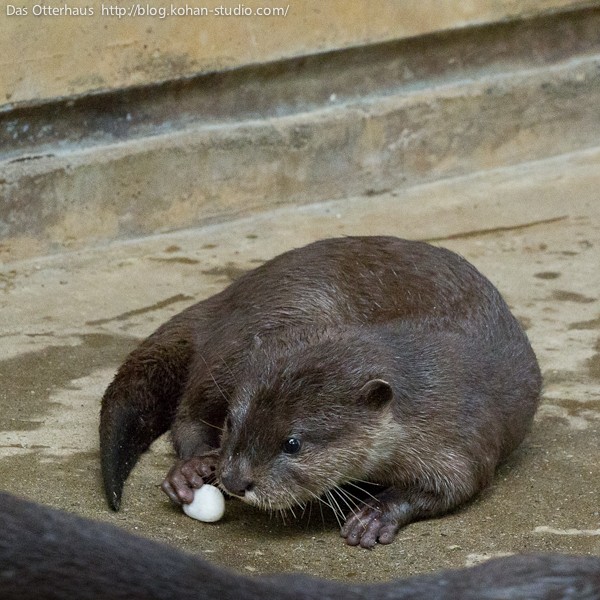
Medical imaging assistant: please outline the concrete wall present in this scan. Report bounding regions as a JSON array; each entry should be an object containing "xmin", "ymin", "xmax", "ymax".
[
  {"xmin": 1, "ymin": 0, "xmax": 595, "ymax": 106},
  {"xmin": 2, "ymin": 0, "xmax": 600, "ymax": 261}
]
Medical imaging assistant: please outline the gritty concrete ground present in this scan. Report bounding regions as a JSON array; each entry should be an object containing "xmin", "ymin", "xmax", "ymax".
[{"xmin": 0, "ymin": 147, "xmax": 599, "ymax": 582}]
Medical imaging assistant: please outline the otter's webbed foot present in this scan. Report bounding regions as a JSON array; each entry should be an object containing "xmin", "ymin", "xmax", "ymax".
[
  {"xmin": 340, "ymin": 487, "xmax": 417, "ymax": 549},
  {"xmin": 161, "ymin": 454, "xmax": 219, "ymax": 505}
]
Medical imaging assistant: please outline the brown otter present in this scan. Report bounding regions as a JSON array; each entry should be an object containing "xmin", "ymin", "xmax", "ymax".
[
  {"xmin": 2, "ymin": 492, "xmax": 599, "ymax": 599},
  {"xmin": 100, "ymin": 236, "xmax": 541, "ymax": 548}
]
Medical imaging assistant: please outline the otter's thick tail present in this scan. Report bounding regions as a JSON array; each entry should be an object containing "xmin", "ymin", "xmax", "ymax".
[
  {"xmin": 100, "ymin": 332, "xmax": 193, "ymax": 511},
  {"xmin": 3, "ymin": 492, "xmax": 600, "ymax": 599}
]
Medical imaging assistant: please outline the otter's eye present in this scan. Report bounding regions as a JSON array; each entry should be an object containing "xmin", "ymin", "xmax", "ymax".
[{"xmin": 282, "ymin": 437, "xmax": 302, "ymax": 455}]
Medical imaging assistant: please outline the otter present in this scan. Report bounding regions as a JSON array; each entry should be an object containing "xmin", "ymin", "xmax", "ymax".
[
  {"xmin": 99, "ymin": 236, "xmax": 541, "ymax": 548},
  {"xmin": 2, "ymin": 492, "xmax": 599, "ymax": 599}
]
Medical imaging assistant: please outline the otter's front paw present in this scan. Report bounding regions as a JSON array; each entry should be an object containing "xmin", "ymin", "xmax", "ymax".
[
  {"xmin": 340, "ymin": 504, "xmax": 400, "ymax": 549},
  {"xmin": 161, "ymin": 454, "xmax": 218, "ymax": 506},
  {"xmin": 341, "ymin": 488, "xmax": 412, "ymax": 548}
]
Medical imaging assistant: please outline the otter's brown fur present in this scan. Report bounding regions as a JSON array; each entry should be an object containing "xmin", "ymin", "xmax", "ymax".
[
  {"xmin": 100, "ymin": 236, "xmax": 541, "ymax": 547},
  {"xmin": 3, "ymin": 493, "xmax": 600, "ymax": 599}
]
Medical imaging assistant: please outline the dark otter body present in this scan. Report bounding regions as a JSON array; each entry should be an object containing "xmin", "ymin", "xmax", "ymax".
[
  {"xmin": 2, "ymin": 492, "xmax": 600, "ymax": 600},
  {"xmin": 100, "ymin": 236, "xmax": 541, "ymax": 547}
]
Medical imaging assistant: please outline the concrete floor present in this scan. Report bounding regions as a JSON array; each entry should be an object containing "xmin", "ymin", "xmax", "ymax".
[{"xmin": 0, "ymin": 146, "xmax": 599, "ymax": 582}]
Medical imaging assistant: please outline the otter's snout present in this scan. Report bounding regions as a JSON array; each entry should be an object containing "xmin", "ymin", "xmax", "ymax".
[{"xmin": 220, "ymin": 467, "xmax": 254, "ymax": 498}]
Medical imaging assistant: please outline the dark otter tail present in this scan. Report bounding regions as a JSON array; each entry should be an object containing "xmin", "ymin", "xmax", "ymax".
[
  {"xmin": 100, "ymin": 331, "xmax": 193, "ymax": 511},
  {"xmin": 3, "ymin": 492, "xmax": 600, "ymax": 599}
]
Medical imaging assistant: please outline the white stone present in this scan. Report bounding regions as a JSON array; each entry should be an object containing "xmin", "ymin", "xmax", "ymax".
[{"xmin": 182, "ymin": 484, "xmax": 225, "ymax": 522}]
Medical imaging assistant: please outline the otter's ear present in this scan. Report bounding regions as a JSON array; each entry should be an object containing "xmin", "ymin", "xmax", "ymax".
[{"xmin": 359, "ymin": 379, "xmax": 393, "ymax": 406}]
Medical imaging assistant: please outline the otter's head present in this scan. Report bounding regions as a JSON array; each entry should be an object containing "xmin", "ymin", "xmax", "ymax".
[{"xmin": 215, "ymin": 340, "xmax": 395, "ymax": 512}]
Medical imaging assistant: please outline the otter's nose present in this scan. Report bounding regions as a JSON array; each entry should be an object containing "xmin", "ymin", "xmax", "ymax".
[{"xmin": 220, "ymin": 472, "xmax": 254, "ymax": 497}]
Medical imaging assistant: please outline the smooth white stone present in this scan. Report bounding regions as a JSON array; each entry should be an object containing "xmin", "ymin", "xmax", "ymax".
[{"xmin": 182, "ymin": 484, "xmax": 225, "ymax": 522}]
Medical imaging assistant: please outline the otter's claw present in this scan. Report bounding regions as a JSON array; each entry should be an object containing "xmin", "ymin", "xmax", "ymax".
[{"xmin": 161, "ymin": 455, "xmax": 218, "ymax": 506}]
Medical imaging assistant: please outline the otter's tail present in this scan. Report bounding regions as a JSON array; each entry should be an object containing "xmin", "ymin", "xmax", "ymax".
[
  {"xmin": 4, "ymin": 492, "xmax": 600, "ymax": 599},
  {"xmin": 100, "ymin": 331, "xmax": 193, "ymax": 511}
]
